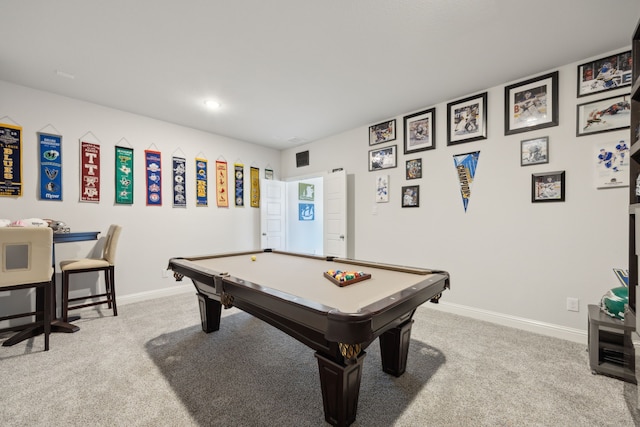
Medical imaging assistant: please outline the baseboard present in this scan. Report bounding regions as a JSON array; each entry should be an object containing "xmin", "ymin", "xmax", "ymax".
[
  {"xmin": 427, "ymin": 301, "xmax": 587, "ymax": 345},
  {"xmin": 115, "ymin": 285, "xmax": 588, "ymax": 344},
  {"xmin": 118, "ymin": 284, "xmax": 193, "ymax": 306}
]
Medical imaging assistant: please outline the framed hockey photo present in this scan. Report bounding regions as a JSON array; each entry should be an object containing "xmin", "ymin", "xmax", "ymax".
[
  {"xmin": 401, "ymin": 185, "xmax": 419, "ymax": 207},
  {"xmin": 368, "ymin": 145, "xmax": 397, "ymax": 171},
  {"xmin": 369, "ymin": 119, "xmax": 396, "ymax": 146},
  {"xmin": 406, "ymin": 158, "xmax": 422, "ymax": 180},
  {"xmin": 521, "ymin": 136, "xmax": 549, "ymax": 166},
  {"xmin": 403, "ymin": 108, "xmax": 435, "ymax": 154},
  {"xmin": 447, "ymin": 92, "xmax": 488, "ymax": 145},
  {"xmin": 577, "ymin": 51, "xmax": 632, "ymax": 97},
  {"xmin": 576, "ymin": 94, "xmax": 630, "ymax": 137},
  {"xmin": 505, "ymin": 71, "xmax": 558, "ymax": 135},
  {"xmin": 531, "ymin": 170, "xmax": 565, "ymax": 203}
]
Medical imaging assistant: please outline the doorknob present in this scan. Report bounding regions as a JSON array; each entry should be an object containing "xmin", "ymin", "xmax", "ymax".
[
  {"xmin": 262, "ymin": 233, "xmax": 267, "ymax": 236},
  {"xmin": 339, "ymin": 235, "xmax": 345, "ymax": 240}
]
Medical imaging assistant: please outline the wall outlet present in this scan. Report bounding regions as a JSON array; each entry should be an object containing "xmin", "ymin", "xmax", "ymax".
[
  {"xmin": 566, "ymin": 297, "xmax": 579, "ymax": 312},
  {"xmin": 161, "ymin": 268, "xmax": 170, "ymax": 279}
]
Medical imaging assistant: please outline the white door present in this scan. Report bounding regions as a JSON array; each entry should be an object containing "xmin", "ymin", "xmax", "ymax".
[
  {"xmin": 323, "ymin": 170, "xmax": 347, "ymax": 257},
  {"xmin": 260, "ymin": 179, "xmax": 286, "ymax": 250}
]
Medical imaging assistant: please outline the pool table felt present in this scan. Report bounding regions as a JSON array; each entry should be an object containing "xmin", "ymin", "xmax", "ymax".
[{"xmin": 187, "ymin": 252, "xmax": 441, "ymax": 314}]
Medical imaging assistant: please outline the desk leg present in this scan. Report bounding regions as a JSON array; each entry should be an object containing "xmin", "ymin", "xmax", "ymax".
[
  {"xmin": 379, "ymin": 319, "xmax": 414, "ymax": 377},
  {"xmin": 315, "ymin": 351, "xmax": 365, "ymax": 427}
]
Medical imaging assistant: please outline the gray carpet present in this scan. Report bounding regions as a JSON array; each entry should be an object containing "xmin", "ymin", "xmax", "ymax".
[{"xmin": 1, "ymin": 291, "xmax": 639, "ymax": 426}]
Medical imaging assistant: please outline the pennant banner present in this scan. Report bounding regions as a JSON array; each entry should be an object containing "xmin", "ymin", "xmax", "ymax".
[
  {"xmin": 250, "ymin": 166, "xmax": 260, "ymax": 208},
  {"xmin": 145, "ymin": 149, "xmax": 162, "ymax": 206},
  {"xmin": 115, "ymin": 146, "xmax": 134, "ymax": 205},
  {"xmin": 453, "ymin": 151, "xmax": 480, "ymax": 212},
  {"xmin": 0, "ymin": 123, "xmax": 22, "ymax": 197},
  {"xmin": 216, "ymin": 160, "xmax": 228, "ymax": 207},
  {"xmin": 234, "ymin": 163, "xmax": 244, "ymax": 207},
  {"xmin": 80, "ymin": 141, "xmax": 100, "ymax": 202},
  {"xmin": 195, "ymin": 157, "xmax": 207, "ymax": 207},
  {"xmin": 39, "ymin": 132, "xmax": 62, "ymax": 201},
  {"xmin": 173, "ymin": 156, "xmax": 187, "ymax": 208}
]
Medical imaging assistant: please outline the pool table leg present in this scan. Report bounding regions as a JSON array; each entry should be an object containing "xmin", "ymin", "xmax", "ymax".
[
  {"xmin": 379, "ymin": 319, "xmax": 414, "ymax": 377},
  {"xmin": 197, "ymin": 293, "xmax": 222, "ymax": 333},
  {"xmin": 315, "ymin": 351, "xmax": 366, "ymax": 427}
]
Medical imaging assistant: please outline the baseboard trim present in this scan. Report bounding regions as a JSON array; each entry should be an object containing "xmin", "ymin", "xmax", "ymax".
[
  {"xmin": 427, "ymin": 301, "xmax": 587, "ymax": 345},
  {"xmin": 118, "ymin": 284, "xmax": 193, "ymax": 306},
  {"xmin": 116, "ymin": 286, "xmax": 588, "ymax": 344}
]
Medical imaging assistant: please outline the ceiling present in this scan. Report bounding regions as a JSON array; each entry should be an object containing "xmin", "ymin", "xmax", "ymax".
[{"xmin": 1, "ymin": 1, "xmax": 639, "ymax": 150}]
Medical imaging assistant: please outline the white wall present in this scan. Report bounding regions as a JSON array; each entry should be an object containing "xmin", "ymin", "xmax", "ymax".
[
  {"xmin": 0, "ymin": 81, "xmax": 281, "ymax": 317},
  {"xmin": 280, "ymin": 48, "xmax": 631, "ymax": 339}
]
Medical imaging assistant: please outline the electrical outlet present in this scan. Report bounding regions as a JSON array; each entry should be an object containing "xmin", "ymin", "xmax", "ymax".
[
  {"xmin": 566, "ymin": 297, "xmax": 579, "ymax": 312},
  {"xmin": 161, "ymin": 268, "xmax": 170, "ymax": 278}
]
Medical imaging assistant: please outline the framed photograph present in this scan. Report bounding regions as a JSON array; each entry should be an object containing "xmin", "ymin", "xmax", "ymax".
[
  {"xmin": 531, "ymin": 171, "xmax": 565, "ymax": 203},
  {"xmin": 505, "ymin": 71, "xmax": 558, "ymax": 135},
  {"xmin": 369, "ymin": 119, "xmax": 396, "ymax": 146},
  {"xmin": 577, "ymin": 51, "xmax": 632, "ymax": 97},
  {"xmin": 406, "ymin": 158, "xmax": 422, "ymax": 180},
  {"xmin": 265, "ymin": 168, "xmax": 274, "ymax": 179},
  {"xmin": 595, "ymin": 139, "xmax": 629, "ymax": 189},
  {"xmin": 375, "ymin": 175, "xmax": 389, "ymax": 203},
  {"xmin": 447, "ymin": 92, "xmax": 487, "ymax": 145},
  {"xmin": 521, "ymin": 136, "xmax": 549, "ymax": 166},
  {"xmin": 576, "ymin": 94, "xmax": 630, "ymax": 137},
  {"xmin": 403, "ymin": 108, "xmax": 435, "ymax": 154},
  {"xmin": 401, "ymin": 185, "xmax": 419, "ymax": 207},
  {"xmin": 368, "ymin": 145, "xmax": 397, "ymax": 171}
]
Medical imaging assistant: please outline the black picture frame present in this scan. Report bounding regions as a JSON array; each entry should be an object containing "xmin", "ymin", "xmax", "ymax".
[
  {"xmin": 401, "ymin": 185, "xmax": 419, "ymax": 207},
  {"xmin": 403, "ymin": 108, "xmax": 436, "ymax": 154},
  {"xmin": 368, "ymin": 145, "xmax": 397, "ymax": 171},
  {"xmin": 369, "ymin": 119, "xmax": 396, "ymax": 146},
  {"xmin": 577, "ymin": 50, "xmax": 632, "ymax": 97},
  {"xmin": 447, "ymin": 92, "xmax": 488, "ymax": 145},
  {"xmin": 406, "ymin": 158, "xmax": 422, "ymax": 180},
  {"xmin": 531, "ymin": 171, "xmax": 565, "ymax": 203},
  {"xmin": 521, "ymin": 136, "xmax": 549, "ymax": 166},
  {"xmin": 504, "ymin": 71, "xmax": 559, "ymax": 135},
  {"xmin": 576, "ymin": 94, "xmax": 631, "ymax": 137}
]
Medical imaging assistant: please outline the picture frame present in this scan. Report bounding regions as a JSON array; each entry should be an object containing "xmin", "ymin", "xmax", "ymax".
[
  {"xmin": 368, "ymin": 145, "xmax": 397, "ymax": 171},
  {"xmin": 520, "ymin": 136, "xmax": 549, "ymax": 166},
  {"xmin": 576, "ymin": 94, "xmax": 630, "ymax": 137},
  {"xmin": 504, "ymin": 71, "xmax": 558, "ymax": 135},
  {"xmin": 403, "ymin": 108, "xmax": 435, "ymax": 154},
  {"xmin": 375, "ymin": 174, "xmax": 389, "ymax": 203},
  {"xmin": 595, "ymin": 139, "xmax": 629, "ymax": 189},
  {"xmin": 406, "ymin": 158, "xmax": 422, "ymax": 180},
  {"xmin": 531, "ymin": 171, "xmax": 565, "ymax": 203},
  {"xmin": 447, "ymin": 92, "xmax": 488, "ymax": 145},
  {"xmin": 369, "ymin": 119, "xmax": 396, "ymax": 146},
  {"xmin": 401, "ymin": 185, "xmax": 419, "ymax": 207},
  {"xmin": 577, "ymin": 50, "xmax": 632, "ymax": 97}
]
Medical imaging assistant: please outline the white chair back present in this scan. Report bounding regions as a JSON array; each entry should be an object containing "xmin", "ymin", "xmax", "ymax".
[
  {"xmin": 103, "ymin": 225, "xmax": 122, "ymax": 265},
  {"xmin": 0, "ymin": 227, "xmax": 53, "ymax": 287}
]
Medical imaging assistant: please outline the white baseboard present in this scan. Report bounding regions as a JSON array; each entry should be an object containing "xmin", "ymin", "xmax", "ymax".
[
  {"xmin": 427, "ymin": 301, "xmax": 587, "ymax": 345},
  {"xmin": 118, "ymin": 283, "xmax": 194, "ymax": 306},
  {"xmin": 116, "ymin": 285, "xmax": 588, "ymax": 345}
]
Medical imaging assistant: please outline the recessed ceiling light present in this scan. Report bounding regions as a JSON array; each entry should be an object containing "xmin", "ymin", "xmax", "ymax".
[{"xmin": 204, "ymin": 100, "xmax": 221, "ymax": 109}]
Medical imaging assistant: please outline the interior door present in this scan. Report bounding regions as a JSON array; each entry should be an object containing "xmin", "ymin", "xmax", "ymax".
[
  {"xmin": 323, "ymin": 170, "xmax": 347, "ymax": 257},
  {"xmin": 260, "ymin": 179, "xmax": 286, "ymax": 250}
]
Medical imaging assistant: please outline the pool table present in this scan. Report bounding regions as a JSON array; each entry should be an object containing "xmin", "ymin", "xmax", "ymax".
[{"xmin": 168, "ymin": 250, "xmax": 449, "ymax": 426}]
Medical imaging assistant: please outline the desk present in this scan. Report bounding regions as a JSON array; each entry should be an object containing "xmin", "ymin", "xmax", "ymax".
[
  {"xmin": 2, "ymin": 231, "xmax": 99, "ymax": 347},
  {"xmin": 168, "ymin": 250, "xmax": 450, "ymax": 427}
]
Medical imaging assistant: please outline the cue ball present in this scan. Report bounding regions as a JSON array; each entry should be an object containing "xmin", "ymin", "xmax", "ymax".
[{"xmin": 251, "ymin": 256, "xmax": 256, "ymax": 261}]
